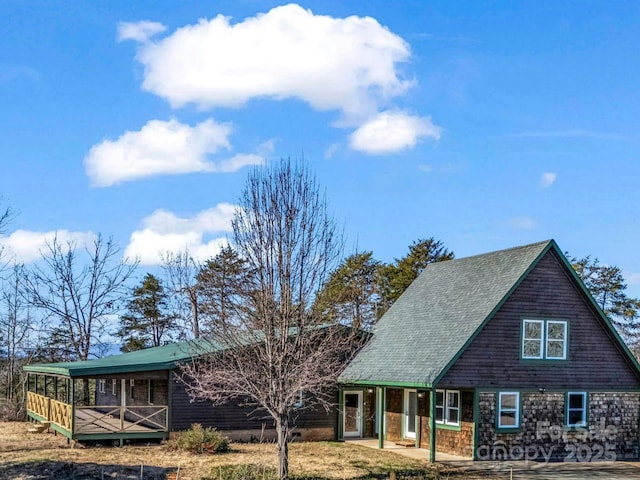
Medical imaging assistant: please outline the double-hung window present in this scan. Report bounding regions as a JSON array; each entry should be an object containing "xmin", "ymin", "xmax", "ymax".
[
  {"xmin": 98, "ymin": 379, "xmax": 106, "ymax": 394},
  {"xmin": 498, "ymin": 392, "xmax": 520, "ymax": 429},
  {"xmin": 148, "ymin": 380, "xmax": 155, "ymax": 405},
  {"xmin": 435, "ymin": 389, "xmax": 460, "ymax": 426},
  {"xmin": 112, "ymin": 379, "xmax": 117, "ymax": 396},
  {"xmin": 567, "ymin": 392, "xmax": 587, "ymax": 427},
  {"xmin": 522, "ymin": 319, "xmax": 567, "ymax": 360}
]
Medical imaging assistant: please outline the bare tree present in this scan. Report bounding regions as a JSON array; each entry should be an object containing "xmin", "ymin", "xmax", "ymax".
[
  {"xmin": 182, "ymin": 160, "xmax": 363, "ymax": 480},
  {"xmin": 0, "ymin": 264, "xmax": 35, "ymax": 419},
  {"xmin": 161, "ymin": 249, "xmax": 201, "ymax": 339},
  {"xmin": 22, "ymin": 234, "xmax": 137, "ymax": 361}
]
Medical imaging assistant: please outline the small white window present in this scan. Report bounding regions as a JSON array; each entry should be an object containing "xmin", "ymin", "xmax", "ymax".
[
  {"xmin": 129, "ymin": 379, "xmax": 135, "ymax": 400},
  {"xmin": 522, "ymin": 319, "xmax": 567, "ymax": 360},
  {"xmin": 498, "ymin": 392, "xmax": 520, "ymax": 429},
  {"xmin": 98, "ymin": 379, "xmax": 106, "ymax": 394},
  {"xmin": 435, "ymin": 389, "xmax": 460, "ymax": 426},
  {"xmin": 522, "ymin": 320, "xmax": 544, "ymax": 359},
  {"xmin": 112, "ymin": 379, "xmax": 117, "ymax": 396},
  {"xmin": 546, "ymin": 321, "xmax": 567, "ymax": 359},
  {"xmin": 567, "ymin": 392, "xmax": 587, "ymax": 427}
]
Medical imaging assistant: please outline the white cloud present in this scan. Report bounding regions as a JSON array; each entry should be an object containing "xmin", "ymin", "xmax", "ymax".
[
  {"xmin": 117, "ymin": 21, "xmax": 166, "ymax": 43},
  {"xmin": 349, "ymin": 111, "xmax": 441, "ymax": 155},
  {"xmin": 125, "ymin": 204, "xmax": 235, "ymax": 265},
  {"xmin": 540, "ymin": 172, "xmax": 557, "ymax": 188},
  {"xmin": 85, "ymin": 118, "xmax": 262, "ymax": 187},
  {"xmin": 508, "ymin": 216, "xmax": 536, "ymax": 230},
  {"xmin": 126, "ymin": 4, "xmax": 412, "ymax": 122},
  {"xmin": 0, "ymin": 229, "xmax": 96, "ymax": 264}
]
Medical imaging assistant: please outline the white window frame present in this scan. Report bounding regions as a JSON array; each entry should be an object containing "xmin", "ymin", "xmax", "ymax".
[
  {"xmin": 98, "ymin": 379, "xmax": 106, "ymax": 394},
  {"xmin": 546, "ymin": 321, "xmax": 568, "ymax": 360},
  {"xmin": 522, "ymin": 319, "xmax": 544, "ymax": 359},
  {"xmin": 498, "ymin": 391, "xmax": 520, "ymax": 429},
  {"xmin": 522, "ymin": 319, "xmax": 567, "ymax": 360},
  {"xmin": 111, "ymin": 379, "xmax": 117, "ymax": 396},
  {"xmin": 129, "ymin": 379, "xmax": 135, "ymax": 400},
  {"xmin": 567, "ymin": 392, "xmax": 587, "ymax": 427},
  {"xmin": 435, "ymin": 389, "xmax": 460, "ymax": 426}
]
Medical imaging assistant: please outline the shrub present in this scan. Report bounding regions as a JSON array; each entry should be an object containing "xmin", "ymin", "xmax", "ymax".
[{"xmin": 167, "ymin": 423, "xmax": 230, "ymax": 454}]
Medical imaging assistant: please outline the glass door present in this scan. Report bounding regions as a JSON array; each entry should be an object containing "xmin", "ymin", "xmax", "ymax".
[
  {"xmin": 343, "ymin": 391, "xmax": 363, "ymax": 437},
  {"xmin": 404, "ymin": 389, "xmax": 417, "ymax": 439}
]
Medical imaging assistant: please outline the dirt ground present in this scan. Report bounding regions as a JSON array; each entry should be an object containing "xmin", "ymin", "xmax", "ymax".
[{"xmin": 0, "ymin": 422, "xmax": 454, "ymax": 479}]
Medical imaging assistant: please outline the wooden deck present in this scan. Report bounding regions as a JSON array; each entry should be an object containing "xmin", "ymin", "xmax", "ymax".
[{"xmin": 74, "ymin": 408, "xmax": 158, "ymax": 434}]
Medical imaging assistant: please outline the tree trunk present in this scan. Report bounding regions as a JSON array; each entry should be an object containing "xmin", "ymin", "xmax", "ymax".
[{"xmin": 275, "ymin": 415, "xmax": 290, "ymax": 480}]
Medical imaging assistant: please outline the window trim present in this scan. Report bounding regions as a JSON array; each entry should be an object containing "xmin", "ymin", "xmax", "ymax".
[
  {"xmin": 111, "ymin": 379, "xmax": 117, "ymax": 396},
  {"xmin": 435, "ymin": 389, "xmax": 460, "ymax": 426},
  {"xmin": 98, "ymin": 379, "xmax": 106, "ymax": 394},
  {"xmin": 497, "ymin": 391, "xmax": 520, "ymax": 429},
  {"xmin": 546, "ymin": 321, "xmax": 568, "ymax": 360},
  {"xmin": 566, "ymin": 391, "xmax": 587, "ymax": 427},
  {"xmin": 129, "ymin": 379, "xmax": 135, "ymax": 400},
  {"xmin": 521, "ymin": 318, "xmax": 568, "ymax": 360}
]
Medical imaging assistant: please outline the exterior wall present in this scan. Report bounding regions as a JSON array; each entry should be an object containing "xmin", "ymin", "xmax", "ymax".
[
  {"xmin": 477, "ymin": 391, "xmax": 640, "ymax": 461},
  {"xmin": 94, "ymin": 371, "xmax": 169, "ymax": 407},
  {"xmin": 440, "ymin": 250, "xmax": 640, "ymax": 390},
  {"xmin": 171, "ymin": 375, "xmax": 338, "ymax": 439},
  {"xmin": 418, "ymin": 390, "xmax": 474, "ymax": 457},
  {"xmin": 384, "ymin": 388, "xmax": 403, "ymax": 442},
  {"xmin": 363, "ymin": 389, "xmax": 376, "ymax": 438}
]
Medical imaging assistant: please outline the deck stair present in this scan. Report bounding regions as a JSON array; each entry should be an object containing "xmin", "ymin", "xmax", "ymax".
[
  {"xmin": 27, "ymin": 421, "xmax": 50, "ymax": 434},
  {"xmin": 394, "ymin": 439, "xmax": 416, "ymax": 447}
]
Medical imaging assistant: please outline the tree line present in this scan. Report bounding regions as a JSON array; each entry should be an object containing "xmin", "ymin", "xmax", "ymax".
[{"xmin": 1, "ymin": 162, "xmax": 640, "ymax": 479}]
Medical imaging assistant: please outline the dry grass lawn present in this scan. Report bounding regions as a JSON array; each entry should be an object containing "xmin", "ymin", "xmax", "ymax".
[{"xmin": 0, "ymin": 422, "xmax": 467, "ymax": 479}]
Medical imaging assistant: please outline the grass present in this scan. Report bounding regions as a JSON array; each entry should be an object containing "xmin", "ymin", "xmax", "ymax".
[{"xmin": 0, "ymin": 422, "xmax": 480, "ymax": 479}]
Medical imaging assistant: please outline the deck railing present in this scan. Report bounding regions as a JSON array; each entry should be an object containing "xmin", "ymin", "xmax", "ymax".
[
  {"xmin": 26, "ymin": 391, "xmax": 168, "ymax": 436},
  {"xmin": 26, "ymin": 391, "xmax": 73, "ymax": 433}
]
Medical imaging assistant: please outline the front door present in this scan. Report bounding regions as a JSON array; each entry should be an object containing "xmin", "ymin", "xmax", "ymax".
[
  {"xmin": 404, "ymin": 389, "xmax": 417, "ymax": 439},
  {"xmin": 343, "ymin": 391, "xmax": 363, "ymax": 437}
]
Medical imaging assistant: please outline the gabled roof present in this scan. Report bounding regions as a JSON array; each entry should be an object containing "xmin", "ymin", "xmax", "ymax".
[
  {"xmin": 339, "ymin": 240, "xmax": 559, "ymax": 387},
  {"xmin": 23, "ymin": 338, "xmax": 217, "ymax": 377}
]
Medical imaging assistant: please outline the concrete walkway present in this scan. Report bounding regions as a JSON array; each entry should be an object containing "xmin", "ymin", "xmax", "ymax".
[{"xmin": 345, "ymin": 439, "xmax": 640, "ymax": 479}]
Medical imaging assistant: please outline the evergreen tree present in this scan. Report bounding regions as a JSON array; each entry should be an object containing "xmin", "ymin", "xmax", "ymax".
[
  {"xmin": 117, "ymin": 274, "xmax": 176, "ymax": 352},
  {"xmin": 196, "ymin": 245, "xmax": 250, "ymax": 333},
  {"xmin": 570, "ymin": 255, "xmax": 640, "ymax": 350},
  {"xmin": 314, "ymin": 251, "xmax": 380, "ymax": 330},
  {"xmin": 378, "ymin": 238, "xmax": 454, "ymax": 317}
]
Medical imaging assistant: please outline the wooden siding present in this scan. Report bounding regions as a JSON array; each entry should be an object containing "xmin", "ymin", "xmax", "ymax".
[
  {"xmin": 440, "ymin": 250, "xmax": 640, "ymax": 389},
  {"xmin": 170, "ymin": 377, "xmax": 338, "ymax": 434},
  {"xmin": 419, "ymin": 390, "xmax": 473, "ymax": 457},
  {"xmin": 95, "ymin": 371, "xmax": 169, "ymax": 407},
  {"xmin": 384, "ymin": 388, "xmax": 403, "ymax": 442}
]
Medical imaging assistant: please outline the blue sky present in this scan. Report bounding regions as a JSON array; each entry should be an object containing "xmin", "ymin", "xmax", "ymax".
[{"xmin": 1, "ymin": 1, "xmax": 639, "ymax": 297}]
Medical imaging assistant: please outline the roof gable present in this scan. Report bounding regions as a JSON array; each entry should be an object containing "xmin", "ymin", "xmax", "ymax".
[{"xmin": 339, "ymin": 240, "xmax": 554, "ymax": 386}]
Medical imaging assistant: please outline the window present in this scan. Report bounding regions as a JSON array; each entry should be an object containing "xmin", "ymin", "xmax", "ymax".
[
  {"xmin": 498, "ymin": 392, "xmax": 520, "ymax": 429},
  {"xmin": 522, "ymin": 319, "xmax": 567, "ymax": 360},
  {"xmin": 129, "ymin": 379, "xmax": 135, "ymax": 400},
  {"xmin": 112, "ymin": 379, "xmax": 117, "ymax": 396},
  {"xmin": 148, "ymin": 380, "xmax": 155, "ymax": 405},
  {"xmin": 98, "ymin": 379, "xmax": 106, "ymax": 394},
  {"xmin": 435, "ymin": 389, "xmax": 460, "ymax": 426},
  {"xmin": 567, "ymin": 392, "xmax": 587, "ymax": 427},
  {"xmin": 294, "ymin": 390, "xmax": 304, "ymax": 408}
]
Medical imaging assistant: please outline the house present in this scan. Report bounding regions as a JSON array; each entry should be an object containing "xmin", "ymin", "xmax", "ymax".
[
  {"xmin": 338, "ymin": 240, "xmax": 640, "ymax": 461},
  {"xmin": 24, "ymin": 338, "xmax": 337, "ymax": 445}
]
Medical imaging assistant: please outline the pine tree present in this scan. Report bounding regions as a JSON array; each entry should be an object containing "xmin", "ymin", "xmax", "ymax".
[
  {"xmin": 196, "ymin": 245, "xmax": 250, "ymax": 333},
  {"xmin": 314, "ymin": 251, "xmax": 380, "ymax": 330},
  {"xmin": 117, "ymin": 274, "xmax": 176, "ymax": 352},
  {"xmin": 378, "ymin": 238, "xmax": 454, "ymax": 317}
]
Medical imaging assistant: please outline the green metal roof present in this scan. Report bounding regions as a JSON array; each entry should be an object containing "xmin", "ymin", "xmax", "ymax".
[
  {"xmin": 339, "ymin": 240, "xmax": 555, "ymax": 386},
  {"xmin": 23, "ymin": 338, "xmax": 217, "ymax": 377}
]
